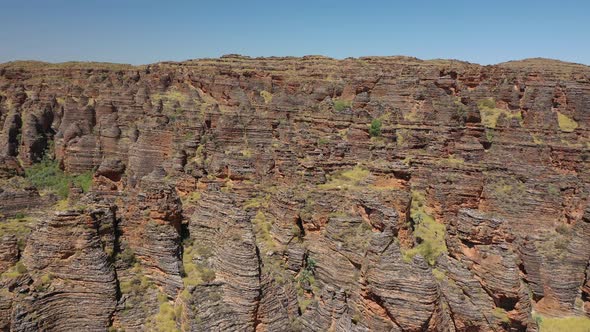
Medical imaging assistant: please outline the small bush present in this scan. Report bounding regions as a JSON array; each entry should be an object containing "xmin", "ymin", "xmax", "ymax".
[
  {"xmin": 73, "ymin": 172, "xmax": 93, "ymax": 192},
  {"xmin": 477, "ymin": 98, "xmax": 496, "ymax": 109},
  {"xmin": 0, "ymin": 217, "xmax": 37, "ymax": 250},
  {"xmin": 1, "ymin": 261, "xmax": 27, "ymax": 278},
  {"xmin": 182, "ymin": 191, "xmax": 201, "ymax": 205},
  {"xmin": 555, "ymin": 224, "xmax": 570, "ymax": 235},
  {"xmin": 369, "ymin": 119, "xmax": 382, "ymax": 137},
  {"xmin": 200, "ymin": 268, "xmax": 216, "ymax": 283},
  {"xmin": 182, "ymin": 244, "xmax": 216, "ymax": 287},
  {"xmin": 305, "ymin": 257, "xmax": 316, "ymax": 274},
  {"xmin": 119, "ymin": 247, "xmax": 136, "ymax": 265},
  {"xmin": 252, "ymin": 211, "xmax": 276, "ymax": 250},
  {"xmin": 15, "ymin": 261, "xmax": 27, "ymax": 274},
  {"xmin": 119, "ymin": 265, "xmax": 154, "ymax": 295},
  {"xmin": 151, "ymin": 299, "xmax": 178, "ymax": 331},
  {"xmin": 333, "ymin": 99, "xmax": 352, "ymax": 111},
  {"xmin": 25, "ymin": 157, "xmax": 70, "ymax": 198}
]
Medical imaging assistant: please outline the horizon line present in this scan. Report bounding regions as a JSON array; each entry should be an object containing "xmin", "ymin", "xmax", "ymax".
[{"xmin": 1, "ymin": 54, "xmax": 589, "ymax": 68}]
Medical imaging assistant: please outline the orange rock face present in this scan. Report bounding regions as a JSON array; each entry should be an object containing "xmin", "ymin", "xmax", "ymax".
[{"xmin": 0, "ymin": 56, "xmax": 589, "ymax": 331}]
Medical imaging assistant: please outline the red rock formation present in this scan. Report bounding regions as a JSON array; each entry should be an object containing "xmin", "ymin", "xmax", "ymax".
[{"xmin": 0, "ymin": 56, "xmax": 589, "ymax": 330}]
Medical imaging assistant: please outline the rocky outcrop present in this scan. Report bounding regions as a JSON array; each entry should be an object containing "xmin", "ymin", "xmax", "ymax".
[
  {"xmin": 180, "ymin": 190, "xmax": 261, "ymax": 330},
  {"xmin": 0, "ymin": 56, "xmax": 589, "ymax": 330},
  {"xmin": 13, "ymin": 208, "xmax": 117, "ymax": 331}
]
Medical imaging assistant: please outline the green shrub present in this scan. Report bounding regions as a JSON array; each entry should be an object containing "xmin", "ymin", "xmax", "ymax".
[
  {"xmin": 305, "ymin": 257, "xmax": 316, "ymax": 274},
  {"xmin": 73, "ymin": 172, "xmax": 93, "ymax": 193},
  {"xmin": 333, "ymin": 99, "xmax": 352, "ymax": 111},
  {"xmin": 119, "ymin": 265, "xmax": 154, "ymax": 295},
  {"xmin": 15, "ymin": 261, "xmax": 27, "ymax": 274},
  {"xmin": 1, "ymin": 261, "xmax": 27, "ymax": 278},
  {"xmin": 243, "ymin": 194, "xmax": 270, "ymax": 209},
  {"xmin": 119, "ymin": 247, "xmax": 136, "ymax": 265},
  {"xmin": 489, "ymin": 177, "xmax": 526, "ymax": 205},
  {"xmin": 25, "ymin": 156, "xmax": 93, "ymax": 198},
  {"xmin": 200, "ymin": 268, "xmax": 216, "ymax": 283},
  {"xmin": 369, "ymin": 119, "xmax": 382, "ymax": 137},
  {"xmin": 181, "ymin": 191, "xmax": 201, "ymax": 205},
  {"xmin": 296, "ymin": 256, "xmax": 319, "ymax": 313},
  {"xmin": 432, "ymin": 268, "xmax": 445, "ymax": 281}
]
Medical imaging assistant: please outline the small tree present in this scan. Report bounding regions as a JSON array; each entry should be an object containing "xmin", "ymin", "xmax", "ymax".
[{"xmin": 369, "ymin": 119, "xmax": 382, "ymax": 137}]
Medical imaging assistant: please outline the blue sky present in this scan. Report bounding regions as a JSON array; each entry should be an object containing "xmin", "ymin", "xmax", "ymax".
[{"xmin": 1, "ymin": 0, "xmax": 588, "ymax": 65}]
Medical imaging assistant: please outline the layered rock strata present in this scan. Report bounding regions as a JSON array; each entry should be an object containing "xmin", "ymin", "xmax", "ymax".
[{"xmin": 0, "ymin": 56, "xmax": 589, "ymax": 331}]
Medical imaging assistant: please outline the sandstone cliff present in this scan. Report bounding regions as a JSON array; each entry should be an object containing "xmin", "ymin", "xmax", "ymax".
[{"xmin": 0, "ymin": 56, "xmax": 589, "ymax": 331}]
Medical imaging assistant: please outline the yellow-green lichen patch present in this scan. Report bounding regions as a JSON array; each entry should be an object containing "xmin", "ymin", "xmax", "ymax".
[
  {"xmin": 556, "ymin": 112, "xmax": 578, "ymax": 132},
  {"xmin": 0, "ymin": 215, "xmax": 38, "ymax": 250},
  {"xmin": 182, "ymin": 244, "xmax": 215, "ymax": 287},
  {"xmin": 487, "ymin": 176, "xmax": 526, "ymax": 206},
  {"xmin": 260, "ymin": 90, "xmax": 273, "ymax": 104},
  {"xmin": 148, "ymin": 294, "xmax": 180, "ymax": 332},
  {"xmin": 119, "ymin": 264, "xmax": 155, "ymax": 295},
  {"xmin": 439, "ymin": 154, "xmax": 465, "ymax": 166},
  {"xmin": 181, "ymin": 191, "xmax": 201, "ymax": 206},
  {"xmin": 492, "ymin": 307, "xmax": 510, "ymax": 324},
  {"xmin": 533, "ymin": 313, "xmax": 590, "ymax": 332},
  {"xmin": 1, "ymin": 261, "xmax": 27, "ymax": 279},
  {"xmin": 477, "ymin": 98, "xmax": 522, "ymax": 128},
  {"xmin": 243, "ymin": 194, "xmax": 271, "ymax": 210},
  {"xmin": 403, "ymin": 191, "xmax": 447, "ymax": 265},
  {"xmin": 318, "ymin": 166, "xmax": 370, "ymax": 190},
  {"xmin": 251, "ymin": 211, "xmax": 276, "ymax": 250},
  {"xmin": 432, "ymin": 268, "xmax": 446, "ymax": 281}
]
